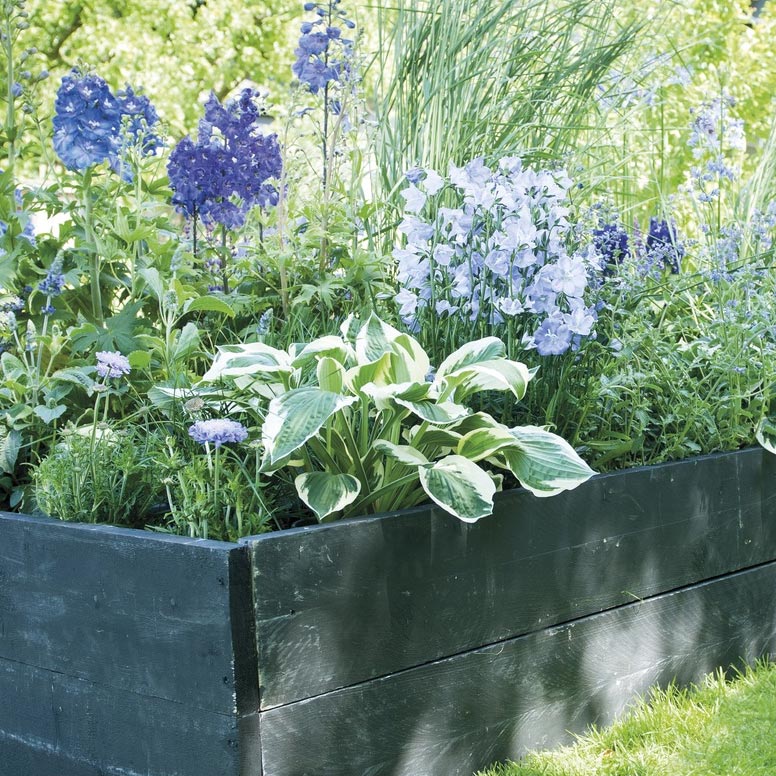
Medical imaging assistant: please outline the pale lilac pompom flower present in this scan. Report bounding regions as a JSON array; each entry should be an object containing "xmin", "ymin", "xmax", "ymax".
[
  {"xmin": 96, "ymin": 351, "xmax": 131, "ymax": 379},
  {"xmin": 189, "ymin": 419, "xmax": 248, "ymax": 448}
]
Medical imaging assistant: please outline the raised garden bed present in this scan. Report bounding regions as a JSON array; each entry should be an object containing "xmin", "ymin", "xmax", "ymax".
[{"xmin": 3, "ymin": 447, "xmax": 776, "ymax": 775}]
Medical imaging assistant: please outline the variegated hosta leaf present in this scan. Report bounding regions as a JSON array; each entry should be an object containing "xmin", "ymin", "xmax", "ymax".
[
  {"xmin": 437, "ymin": 337, "xmax": 506, "ymax": 378},
  {"xmin": 457, "ymin": 426, "xmax": 517, "ymax": 462},
  {"xmin": 756, "ymin": 417, "xmax": 776, "ymax": 456},
  {"xmin": 503, "ymin": 425, "xmax": 595, "ymax": 497},
  {"xmin": 202, "ymin": 342, "xmax": 292, "ymax": 382},
  {"xmin": 262, "ymin": 388, "xmax": 358, "ymax": 465},
  {"xmin": 317, "ymin": 356, "xmax": 345, "ymax": 394},
  {"xmin": 291, "ymin": 336, "xmax": 355, "ymax": 370},
  {"xmin": 418, "ymin": 455, "xmax": 496, "ymax": 523},
  {"xmin": 355, "ymin": 312, "xmax": 403, "ymax": 364},
  {"xmin": 373, "ymin": 440, "xmax": 429, "ymax": 467},
  {"xmin": 295, "ymin": 472, "xmax": 361, "ymax": 522},
  {"xmin": 360, "ymin": 381, "xmax": 431, "ymax": 404},
  {"xmin": 441, "ymin": 358, "xmax": 531, "ymax": 402},
  {"xmin": 394, "ymin": 398, "xmax": 470, "ymax": 425},
  {"xmin": 390, "ymin": 333, "xmax": 431, "ymax": 384},
  {"xmin": 345, "ymin": 351, "xmax": 394, "ymax": 393}
]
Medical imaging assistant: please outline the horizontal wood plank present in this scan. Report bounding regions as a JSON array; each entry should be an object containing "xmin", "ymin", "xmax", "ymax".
[
  {"xmin": 250, "ymin": 448, "xmax": 776, "ymax": 708},
  {"xmin": 259, "ymin": 560, "xmax": 776, "ymax": 776},
  {"xmin": 0, "ymin": 656, "xmax": 254, "ymax": 776},
  {"xmin": 0, "ymin": 513, "xmax": 252, "ymax": 715}
]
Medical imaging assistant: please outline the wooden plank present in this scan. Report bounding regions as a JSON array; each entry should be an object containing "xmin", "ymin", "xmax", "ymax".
[
  {"xmin": 0, "ymin": 513, "xmax": 253, "ymax": 715},
  {"xmin": 258, "ymin": 560, "xmax": 776, "ymax": 776},
  {"xmin": 250, "ymin": 448, "xmax": 776, "ymax": 708},
  {"xmin": 0, "ymin": 657, "xmax": 249, "ymax": 776}
]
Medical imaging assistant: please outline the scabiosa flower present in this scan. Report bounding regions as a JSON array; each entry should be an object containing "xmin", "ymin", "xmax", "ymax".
[
  {"xmin": 167, "ymin": 89, "xmax": 282, "ymax": 228},
  {"xmin": 95, "ymin": 351, "xmax": 131, "ymax": 379},
  {"xmin": 189, "ymin": 419, "xmax": 248, "ymax": 448}
]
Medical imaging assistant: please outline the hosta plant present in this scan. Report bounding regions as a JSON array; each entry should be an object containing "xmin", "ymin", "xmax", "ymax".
[{"xmin": 198, "ymin": 313, "xmax": 594, "ymax": 523}]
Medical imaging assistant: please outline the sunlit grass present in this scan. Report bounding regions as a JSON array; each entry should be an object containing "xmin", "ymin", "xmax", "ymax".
[{"xmin": 479, "ymin": 660, "xmax": 776, "ymax": 776}]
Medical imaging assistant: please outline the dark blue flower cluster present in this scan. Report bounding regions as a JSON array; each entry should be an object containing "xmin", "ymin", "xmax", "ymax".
[
  {"xmin": 52, "ymin": 69, "xmax": 161, "ymax": 173},
  {"xmin": 292, "ymin": 0, "xmax": 354, "ymax": 94},
  {"xmin": 646, "ymin": 217, "xmax": 683, "ymax": 274},
  {"xmin": 167, "ymin": 90, "xmax": 282, "ymax": 229},
  {"xmin": 593, "ymin": 223, "xmax": 630, "ymax": 275}
]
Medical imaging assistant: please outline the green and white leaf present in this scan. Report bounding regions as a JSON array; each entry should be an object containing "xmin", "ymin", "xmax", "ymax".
[
  {"xmin": 395, "ymin": 398, "xmax": 470, "ymax": 425},
  {"xmin": 442, "ymin": 358, "xmax": 531, "ymax": 402},
  {"xmin": 345, "ymin": 351, "xmax": 394, "ymax": 393},
  {"xmin": 0, "ymin": 427, "xmax": 21, "ymax": 473},
  {"xmin": 373, "ymin": 440, "xmax": 429, "ymax": 467},
  {"xmin": 503, "ymin": 425, "xmax": 595, "ymax": 496},
  {"xmin": 262, "ymin": 388, "xmax": 357, "ymax": 465},
  {"xmin": 756, "ymin": 416, "xmax": 776, "ymax": 456},
  {"xmin": 437, "ymin": 337, "xmax": 505, "ymax": 378},
  {"xmin": 418, "ymin": 455, "xmax": 496, "ymax": 523},
  {"xmin": 291, "ymin": 335, "xmax": 354, "ymax": 369},
  {"xmin": 390, "ymin": 333, "xmax": 430, "ymax": 383},
  {"xmin": 202, "ymin": 342, "xmax": 291, "ymax": 382},
  {"xmin": 295, "ymin": 472, "xmax": 361, "ymax": 522},
  {"xmin": 317, "ymin": 356, "xmax": 345, "ymax": 394},
  {"xmin": 355, "ymin": 312, "xmax": 402, "ymax": 364},
  {"xmin": 457, "ymin": 425, "xmax": 517, "ymax": 462}
]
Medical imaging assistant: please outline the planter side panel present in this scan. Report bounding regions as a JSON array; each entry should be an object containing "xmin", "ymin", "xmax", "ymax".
[
  {"xmin": 259, "ymin": 561, "xmax": 776, "ymax": 776},
  {"xmin": 0, "ymin": 514, "xmax": 260, "ymax": 776},
  {"xmin": 251, "ymin": 449, "xmax": 776, "ymax": 708}
]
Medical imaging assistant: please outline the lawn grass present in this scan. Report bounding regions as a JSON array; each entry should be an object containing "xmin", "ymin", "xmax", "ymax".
[{"xmin": 478, "ymin": 660, "xmax": 776, "ymax": 776}]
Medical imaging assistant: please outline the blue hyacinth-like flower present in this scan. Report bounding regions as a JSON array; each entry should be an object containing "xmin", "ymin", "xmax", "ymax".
[
  {"xmin": 38, "ymin": 257, "xmax": 65, "ymax": 297},
  {"xmin": 95, "ymin": 350, "xmax": 131, "ymax": 379},
  {"xmin": 593, "ymin": 223, "xmax": 630, "ymax": 276},
  {"xmin": 53, "ymin": 69, "xmax": 161, "ymax": 173},
  {"xmin": 646, "ymin": 217, "xmax": 683, "ymax": 274},
  {"xmin": 167, "ymin": 89, "xmax": 282, "ymax": 228},
  {"xmin": 188, "ymin": 419, "xmax": 249, "ymax": 448},
  {"xmin": 293, "ymin": 0, "xmax": 354, "ymax": 94}
]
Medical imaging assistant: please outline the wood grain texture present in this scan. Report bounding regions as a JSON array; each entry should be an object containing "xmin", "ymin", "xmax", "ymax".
[
  {"xmin": 258, "ymin": 561, "xmax": 776, "ymax": 776},
  {"xmin": 249, "ymin": 448, "xmax": 776, "ymax": 708},
  {"xmin": 0, "ymin": 513, "xmax": 262, "ymax": 775},
  {"xmin": 0, "ymin": 656, "xmax": 245, "ymax": 776}
]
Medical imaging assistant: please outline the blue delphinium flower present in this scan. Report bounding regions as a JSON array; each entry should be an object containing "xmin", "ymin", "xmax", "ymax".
[
  {"xmin": 167, "ymin": 89, "xmax": 282, "ymax": 229},
  {"xmin": 95, "ymin": 350, "xmax": 131, "ymax": 379},
  {"xmin": 293, "ymin": 0, "xmax": 354, "ymax": 94},
  {"xmin": 53, "ymin": 69, "xmax": 161, "ymax": 173},
  {"xmin": 646, "ymin": 217, "xmax": 683, "ymax": 274},
  {"xmin": 189, "ymin": 419, "xmax": 248, "ymax": 448},
  {"xmin": 53, "ymin": 70, "xmax": 121, "ymax": 171}
]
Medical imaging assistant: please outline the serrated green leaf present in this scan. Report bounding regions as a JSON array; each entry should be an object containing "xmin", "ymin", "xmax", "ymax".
[
  {"xmin": 418, "ymin": 455, "xmax": 496, "ymax": 522},
  {"xmin": 295, "ymin": 472, "xmax": 361, "ymax": 521},
  {"xmin": 373, "ymin": 440, "xmax": 429, "ymax": 466},
  {"xmin": 503, "ymin": 425, "xmax": 595, "ymax": 496},
  {"xmin": 262, "ymin": 388, "xmax": 358, "ymax": 465}
]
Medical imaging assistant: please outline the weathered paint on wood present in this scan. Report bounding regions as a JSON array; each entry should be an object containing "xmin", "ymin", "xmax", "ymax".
[
  {"xmin": 0, "ymin": 513, "xmax": 261, "ymax": 776},
  {"xmin": 258, "ymin": 560, "xmax": 776, "ymax": 776},
  {"xmin": 249, "ymin": 448, "xmax": 776, "ymax": 709}
]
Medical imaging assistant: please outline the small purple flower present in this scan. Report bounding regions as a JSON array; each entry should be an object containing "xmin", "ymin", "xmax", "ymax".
[
  {"xmin": 96, "ymin": 351, "xmax": 131, "ymax": 379},
  {"xmin": 189, "ymin": 419, "xmax": 248, "ymax": 448}
]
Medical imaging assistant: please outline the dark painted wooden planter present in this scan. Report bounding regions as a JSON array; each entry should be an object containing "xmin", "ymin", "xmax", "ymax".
[{"xmin": 3, "ymin": 448, "xmax": 776, "ymax": 775}]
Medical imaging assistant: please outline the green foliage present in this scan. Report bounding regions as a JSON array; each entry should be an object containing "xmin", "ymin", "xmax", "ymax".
[
  {"xmin": 33, "ymin": 425, "xmax": 163, "ymax": 526},
  {"xmin": 198, "ymin": 313, "xmax": 594, "ymax": 522}
]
